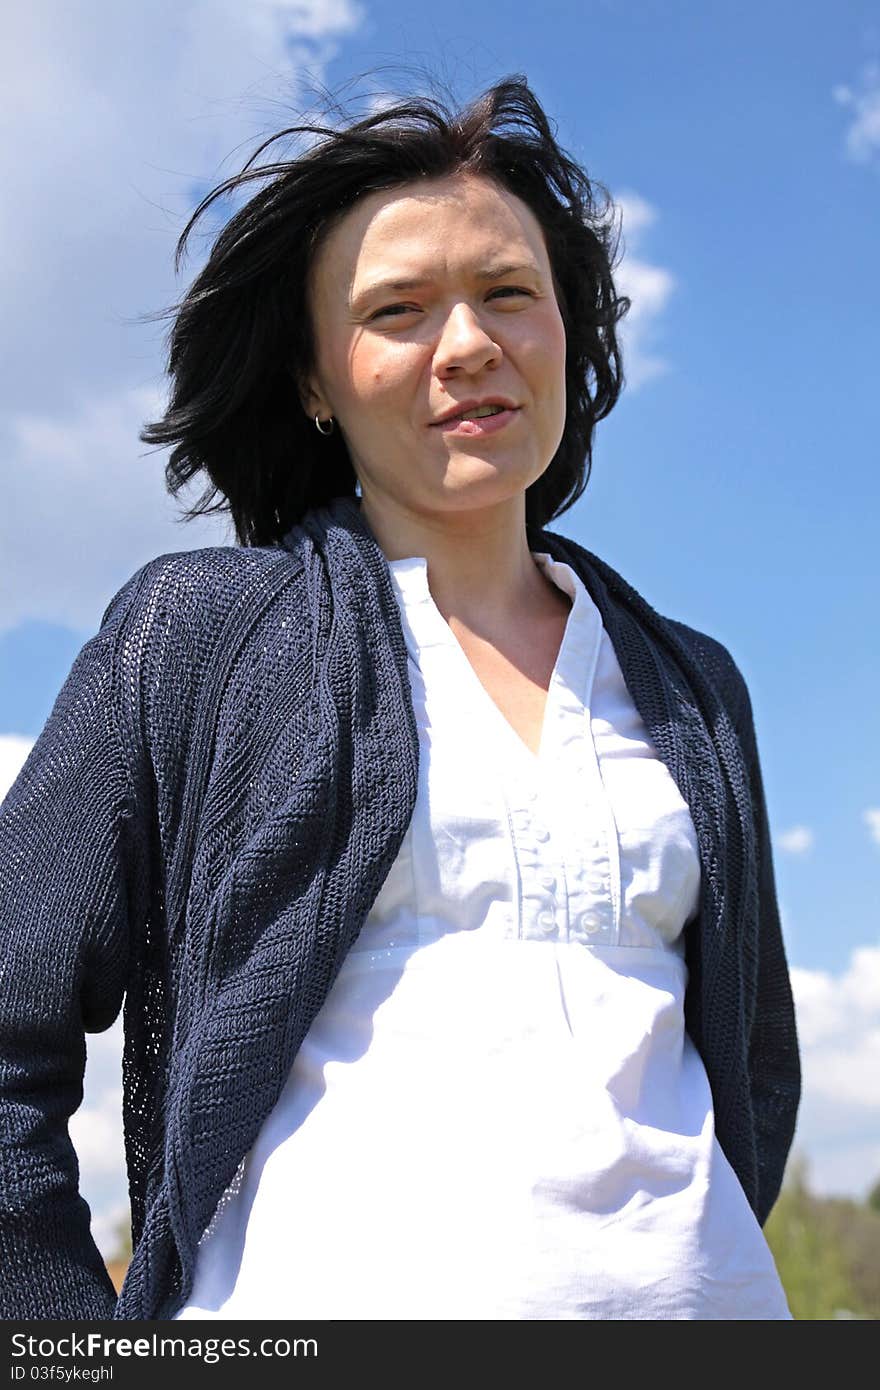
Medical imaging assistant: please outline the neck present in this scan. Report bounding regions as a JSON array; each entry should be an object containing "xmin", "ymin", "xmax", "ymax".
[{"xmin": 356, "ymin": 487, "xmax": 559, "ymax": 631}]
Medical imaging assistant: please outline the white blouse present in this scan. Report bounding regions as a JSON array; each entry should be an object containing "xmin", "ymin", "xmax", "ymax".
[{"xmin": 175, "ymin": 550, "xmax": 791, "ymax": 1321}]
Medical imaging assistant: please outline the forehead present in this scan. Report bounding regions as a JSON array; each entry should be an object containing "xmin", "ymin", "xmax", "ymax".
[{"xmin": 309, "ymin": 173, "xmax": 551, "ymax": 295}]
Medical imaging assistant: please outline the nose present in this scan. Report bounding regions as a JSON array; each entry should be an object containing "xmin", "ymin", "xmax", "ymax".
[{"xmin": 432, "ymin": 301, "xmax": 502, "ymax": 378}]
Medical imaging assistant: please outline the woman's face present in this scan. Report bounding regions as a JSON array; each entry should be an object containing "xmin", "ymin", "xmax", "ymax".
[{"xmin": 302, "ymin": 172, "xmax": 567, "ymax": 528}]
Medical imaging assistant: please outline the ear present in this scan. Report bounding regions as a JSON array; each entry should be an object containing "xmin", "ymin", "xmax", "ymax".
[{"xmin": 295, "ymin": 366, "xmax": 331, "ymax": 424}]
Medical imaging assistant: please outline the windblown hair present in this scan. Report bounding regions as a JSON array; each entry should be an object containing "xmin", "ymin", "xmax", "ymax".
[{"xmin": 141, "ymin": 75, "xmax": 631, "ymax": 545}]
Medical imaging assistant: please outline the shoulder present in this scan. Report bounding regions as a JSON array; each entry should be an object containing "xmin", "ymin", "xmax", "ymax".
[
  {"xmin": 97, "ymin": 544, "xmax": 307, "ymax": 730},
  {"xmin": 664, "ymin": 616, "xmax": 753, "ymax": 722},
  {"xmin": 100, "ymin": 542, "xmax": 304, "ymax": 639},
  {"xmin": 537, "ymin": 526, "xmax": 756, "ymax": 734},
  {"xmin": 95, "ymin": 544, "xmax": 309, "ymax": 773}
]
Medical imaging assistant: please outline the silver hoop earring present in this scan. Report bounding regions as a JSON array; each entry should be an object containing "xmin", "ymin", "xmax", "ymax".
[{"xmin": 315, "ymin": 415, "xmax": 335, "ymax": 436}]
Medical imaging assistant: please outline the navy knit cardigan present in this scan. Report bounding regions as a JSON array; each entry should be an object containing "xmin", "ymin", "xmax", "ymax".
[{"xmin": 0, "ymin": 495, "xmax": 800, "ymax": 1321}]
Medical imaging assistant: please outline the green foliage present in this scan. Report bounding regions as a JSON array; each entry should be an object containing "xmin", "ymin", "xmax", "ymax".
[
  {"xmin": 764, "ymin": 1189, "xmax": 855, "ymax": 1318},
  {"xmin": 764, "ymin": 1155, "xmax": 880, "ymax": 1320}
]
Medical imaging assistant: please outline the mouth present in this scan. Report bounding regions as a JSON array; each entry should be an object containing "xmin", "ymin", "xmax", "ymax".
[{"xmin": 430, "ymin": 403, "xmax": 521, "ymax": 436}]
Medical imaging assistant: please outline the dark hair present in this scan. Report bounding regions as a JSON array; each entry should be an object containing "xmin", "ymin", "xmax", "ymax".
[{"xmin": 140, "ymin": 75, "xmax": 631, "ymax": 545}]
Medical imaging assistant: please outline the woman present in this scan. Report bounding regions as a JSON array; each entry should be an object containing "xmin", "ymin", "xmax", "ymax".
[{"xmin": 0, "ymin": 77, "xmax": 799, "ymax": 1321}]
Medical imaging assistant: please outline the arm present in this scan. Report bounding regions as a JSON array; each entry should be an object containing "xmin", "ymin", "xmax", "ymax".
[
  {"xmin": 0, "ymin": 574, "xmax": 147, "ymax": 1319},
  {"xmin": 668, "ymin": 617, "xmax": 801, "ymax": 1224},
  {"xmin": 733, "ymin": 676, "xmax": 801, "ymax": 1224}
]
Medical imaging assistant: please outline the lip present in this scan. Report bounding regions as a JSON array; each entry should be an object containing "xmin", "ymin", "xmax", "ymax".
[
  {"xmin": 429, "ymin": 397, "xmax": 520, "ymax": 427},
  {"xmin": 435, "ymin": 408, "xmax": 519, "ymax": 437}
]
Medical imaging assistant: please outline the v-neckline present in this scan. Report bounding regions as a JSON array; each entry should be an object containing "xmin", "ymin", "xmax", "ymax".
[
  {"xmin": 387, "ymin": 553, "xmax": 586, "ymax": 767},
  {"xmin": 444, "ymin": 608, "xmax": 569, "ymax": 765}
]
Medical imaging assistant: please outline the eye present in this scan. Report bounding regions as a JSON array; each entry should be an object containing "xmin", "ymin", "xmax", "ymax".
[
  {"xmin": 368, "ymin": 303, "xmax": 419, "ymax": 321},
  {"xmin": 487, "ymin": 285, "xmax": 534, "ymax": 301}
]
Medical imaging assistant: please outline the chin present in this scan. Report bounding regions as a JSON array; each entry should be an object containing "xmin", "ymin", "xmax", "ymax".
[
  {"xmin": 444, "ymin": 448, "xmax": 536, "ymax": 480},
  {"xmin": 447, "ymin": 456, "xmax": 542, "ymax": 496}
]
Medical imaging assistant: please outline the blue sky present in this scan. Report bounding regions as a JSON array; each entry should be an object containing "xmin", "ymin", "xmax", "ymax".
[{"xmin": 2, "ymin": 0, "xmax": 878, "ymax": 1251}]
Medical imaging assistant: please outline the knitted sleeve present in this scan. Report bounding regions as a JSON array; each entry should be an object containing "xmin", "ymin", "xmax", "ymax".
[
  {"xmin": 0, "ymin": 570, "xmax": 148, "ymax": 1319},
  {"xmin": 729, "ymin": 669, "xmax": 802, "ymax": 1224}
]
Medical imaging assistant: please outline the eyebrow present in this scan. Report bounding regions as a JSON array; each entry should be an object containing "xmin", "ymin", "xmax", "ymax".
[{"xmin": 350, "ymin": 261, "xmax": 543, "ymax": 309}]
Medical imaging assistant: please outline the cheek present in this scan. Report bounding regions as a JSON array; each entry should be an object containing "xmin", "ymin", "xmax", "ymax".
[
  {"xmin": 349, "ymin": 343, "xmax": 417, "ymax": 410},
  {"xmin": 544, "ymin": 319, "xmax": 568, "ymax": 409},
  {"xmin": 524, "ymin": 316, "xmax": 566, "ymax": 396},
  {"xmin": 547, "ymin": 306, "xmax": 568, "ymax": 370}
]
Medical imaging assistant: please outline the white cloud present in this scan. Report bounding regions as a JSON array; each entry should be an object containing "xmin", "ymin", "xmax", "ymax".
[
  {"xmin": 776, "ymin": 825, "xmax": 815, "ymax": 855},
  {"xmin": 0, "ymin": 734, "xmax": 35, "ymax": 804},
  {"xmin": 69, "ymin": 1088, "xmax": 126, "ymax": 1178},
  {"xmin": 1, "ymin": 1, "xmax": 363, "ymax": 634},
  {"xmin": 796, "ymin": 1138, "xmax": 880, "ymax": 1202},
  {"xmin": 1, "ymin": 384, "xmax": 235, "ymax": 635},
  {"xmin": 864, "ymin": 808, "xmax": 880, "ymax": 846},
  {"xmin": 73, "ymin": 1018, "xmax": 130, "ymax": 1260},
  {"xmin": 832, "ymin": 61, "xmax": 880, "ymax": 164},
  {"xmin": 615, "ymin": 191, "xmax": 657, "ymax": 240},
  {"xmin": 90, "ymin": 1201, "xmax": 135, "ymax": 1266},
  {"xmin": 789, "ymin": 944, "xmax": 880, "ymax": 1198},
  {"xmin": 612, "ymin": 192, "xmax": 676, "ymax": 389}
]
